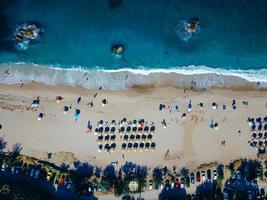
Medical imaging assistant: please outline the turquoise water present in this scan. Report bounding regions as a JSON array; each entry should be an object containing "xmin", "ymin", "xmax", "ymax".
[{"xmin": 1, "ymin": 0, "xmax": 267, "ymax": 71}]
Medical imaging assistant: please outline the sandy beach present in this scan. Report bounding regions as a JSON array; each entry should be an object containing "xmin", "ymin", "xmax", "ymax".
[{"xmin": 0, "ymin": 82, "xmax": 266, "ymax": 171}]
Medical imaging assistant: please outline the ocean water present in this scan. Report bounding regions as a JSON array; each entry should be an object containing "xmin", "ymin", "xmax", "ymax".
[{"xmin": 0, "ymin": 0, "xmax": 267, "ymax": 88}]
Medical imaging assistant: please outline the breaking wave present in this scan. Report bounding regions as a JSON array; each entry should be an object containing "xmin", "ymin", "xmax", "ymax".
[{"xmin": 0, "ymin": 62, "xmax": 266, "ymax": 90}]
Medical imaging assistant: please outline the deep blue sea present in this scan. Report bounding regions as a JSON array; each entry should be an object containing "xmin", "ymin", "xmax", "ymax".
[{"xmin": 1, "ymin": 0, "xmax": 267, "ymax": 71}]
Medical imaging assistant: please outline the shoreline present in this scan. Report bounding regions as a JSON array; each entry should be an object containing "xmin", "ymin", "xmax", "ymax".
[{"xmin": 1, "ymin": 63, "xmax": 267, "ymax": 90}]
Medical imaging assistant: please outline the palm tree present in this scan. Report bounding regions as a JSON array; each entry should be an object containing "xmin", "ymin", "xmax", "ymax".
[
  {"xmin": 153, "ymin": 167, "xmax": 163, "ymax": 186},
  {"xmin": 12, "ymin": 143, "xmax": 22, "ymax": 155},
  {"xmin": 0, "ymin": 136, "xmax": 7, "ymax": 152},
  {"xmin": 180, "ymin": 167, "xmax": 189, "ymax": 178}
]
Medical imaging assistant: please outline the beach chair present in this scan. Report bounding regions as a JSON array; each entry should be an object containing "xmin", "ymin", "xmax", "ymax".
[
  {"xmin": 141, "ymin": 134, "xmax": 147, "ymax": 141},
  {"xmin": 133, "ymin": 142, "xmax": 138, "ymax": 151},
  {"xmin": 126, "ymin": 126, "xmax": 131, "ymax": 132},
  {"xmin": 123, "ymin": 134, "xmax": 129, "ymax": 141},
  {"xmin": 104, "ymin": 144, "xmax": 110, "ymax": 152},
  {"xmin": 110, "ymin": 127, "xmax": 116, "ymax": 133},
  {"xmin": 258, "ymin": 124, "xmax": 262, "ymax": 131},
  {"xmin": 98, "ymin": 127, "xmax": 103, "ymax": 133},
  {"xmin": 150, "ymin": 126, "xmax": 155, "ymax": 133},
  {"xmin": 251, "ymin": 132, "xmax": 257, "ymax": 139},
  {"xmin": 98, "ymin": 144, "xmax": 103, "ymax": 152},
  {"xmin": 132, "ymin": 126, "xmax": 137, "ymax": 132},
  {"xmin": 251, "ymin": 124, "xmax": 256, "ymax": 131},
  {"xmin": 121, "ymin": 143, "xmax": 127, "ymax": 151},
  {"xmin": 258, "ymin": 132, "xmax": 263, "ymax": 139},
  {"xmin": 138, "ymin": 126, "xmax": 143, "ymax": 132},
  {"xmin": 151, "ymin": 142, "xmax": 156, "ymax": 151},
  {"xmin": 139, "ymin": 142, "xmax": 144, "ymax": 151},
  {"xmin": 110, "ymin": 135, "xmax": 116, "ymax": 141},
  {"xmin": 119, "ymin": 126, "xmax": 125, "ymax": 133},
  {"xmin": 97, "ymin": 135, "xmax": 103, "ymax": 143},
  {"xmin": 104, "ymin": 135, "xmax": 110, "ymax": 141},
  {"xmin": 145, "ymin": 142, "xmax": 150, "ymax": 151},
  {"xmin": 144, "ymin": 126, "xmax": 149, "ymax": 132},
  {"xmin": 127, "ymin": 143, "xmax": 133, "ymax": 151},
  {"xmin": 94, "ymin": 128, "xmax": 99, "ymax": 135},
  {"xmin": 110, "ymin": 143, "xmax": 116, "ymax": 152},
  {"xmin": 104, "ymin": 127, "xmax": 110, "ymax": 133},
  {"xmin": 135, "ymin": 134, "xmax": 141, "ymax": 141},
  {"xmin": 148, "ymin": 134, "xmax": 153, "ymax": 140},
  {"xmin": 130, "ymin": 134, "xmax": 135, "ymax": 141}
]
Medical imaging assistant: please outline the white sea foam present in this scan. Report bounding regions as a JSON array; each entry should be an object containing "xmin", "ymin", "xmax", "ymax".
[{"xmin": 0, "ymin": 62, "xmax": 266, "ymax": 90}]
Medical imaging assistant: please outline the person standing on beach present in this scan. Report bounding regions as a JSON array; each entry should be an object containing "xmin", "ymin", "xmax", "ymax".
[{"xmin": 77, "ymin": 97, "xmax": 81, "ymax": 104}]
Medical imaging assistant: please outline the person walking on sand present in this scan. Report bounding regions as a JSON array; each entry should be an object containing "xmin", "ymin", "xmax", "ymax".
[
  {"xmin": 77, "ymin": 97, "xmax": 81, "ymax": 104},
  {"xmin": 86, "ymin": 120, "xmax": 92, "ymax": 133}
]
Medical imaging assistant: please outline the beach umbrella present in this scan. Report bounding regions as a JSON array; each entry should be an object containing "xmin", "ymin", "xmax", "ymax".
[
  {"xmin": 119, "ymin": 126, "xmax": 125, "ymax": 133},
  {"xmin": 150, "ymin": 126, "xmax": 155, "ymax": 132},
  {"xmin": 37, "ymin": 113, "xmax": 44, "ymax": 120},
  {"xmin": 251, "ymin": 132, "xmax": 257, "ymax": 139},
  {"xmin": 130, "ymin": 134, "xmax": 135, "ymax": 141},
  {"xmin": 97, "ymin": 135, "xmax": 103, "ymax": 142},
  {"xmin": 126, "ymin": 126, "xmax": 131, "ymax": 132},
  {"xmin": 121, "ymin": 143, "xmax": 126, "ymax": 150},
  {"xmin": 139, "ymin": 119, "xmax": 145, "ymax": 124},
  {"xmin": 132, "ymin": 126, "xmax": 137, "ymax": 132},
  {"xmin": 104, "ymin": 126, "xmax": 110, "ymax": 133},
  {"xmin": 151, "ymin": 142, "xmax": 156, "ymax": 151},
  {"xmin": 148, "ymin": 134, "xmax": 153, "ymax": 140},
  {"xmin": 251, "ymin": 124, "xmax": 256, "ymax": 131},
  {"xmin": 135, "ymin": 134, "xmax": 141, "ymax": 140},
  {"xmin": 102, "ymin": 99, "xmax": 107, "ymax": 106},
  {"xmin": 123, "ymin": 135, "xmax": 129, "ymax": 141},
  {"xmin": 258, "ymin": 132, "xmax": 263, "ymax": 139},
  {"xmin": 141, "ymin": 134, "xmax": 147, "ymax": 141},
  {"xmin": 258, "ymin": 124, "xmax": 262, "ymax": 131},
  {"xmin": 110, "ymin": 135, "xmax": 116, "ymax": 141},
  {"xmin": 110, "ymin": 143, "xmax": 116, "ymax": 152},
  {"xmin": 144, "ymin": 126, "xmax": 149, "ymax": 132},
  {"xmin": 145, "ymin": 142, "xmax": 150, "ymax": 151},
  {"xmin": 104, "ymin": 135, "xmax": 110, "ymax": 141},
  {"xmin": 63, "ymin": 106, "xmax": 69, "ymax": 114},
  {"xmin": 94, "ymin": 128, "xmax": 99, "ymax": 135},
  {"xmin": 212, "ymin": 102, "xmax": 217, "ymax": 110},
  {"xmin": 98, "ymin": 144, "xmax": 103, "ymax": 152},
  {"xmin": 139, "ymin": 142, "xmax": 144, "ymax": 151},
  {"xmin": 98, "ymin": 127, "xmax": 103, "ymax": 133},
  {"xmin": 104, "ymin": 144, "xmax": 110, "ymax": 152},
  {"xmin": 127, "ymin": 142, "xmax": 133, "ymax": 150},
  {"xmin": 110, "ymin": 127, "xmax": 116, "ymax": 133},
  {"xmin": 138, "ymin": 126, "xmax": 143, "ymax": 132}
]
